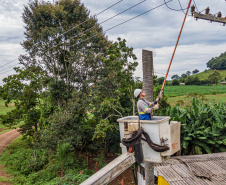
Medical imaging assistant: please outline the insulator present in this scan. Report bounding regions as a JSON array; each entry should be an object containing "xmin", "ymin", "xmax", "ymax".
[
  {"xmin": 191, "ymin": 5, "xmax": 195, "ymax": 16},
  {"xmin": 205, "ymin": 7, "xmax": 210, "ymax": 15},
  {"xmin": 217, "ymin": 12, "xmax": 222, "ymax": 18}
]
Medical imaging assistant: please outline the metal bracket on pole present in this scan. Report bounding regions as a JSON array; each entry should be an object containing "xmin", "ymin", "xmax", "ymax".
[{"xmin": 194, "ymin": 12, "xmax": 226, "ymax": 24}]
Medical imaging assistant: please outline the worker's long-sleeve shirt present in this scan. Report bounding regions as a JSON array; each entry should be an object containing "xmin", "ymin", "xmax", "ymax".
[{"xmin": 137, "ymin": 98, "xmax": 155, "ymax": 120}]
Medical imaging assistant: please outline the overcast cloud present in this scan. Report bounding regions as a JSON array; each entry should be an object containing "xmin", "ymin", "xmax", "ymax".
[{"xmin": 0, "ymin": 0, "xmax": 226, "ymax": 85}]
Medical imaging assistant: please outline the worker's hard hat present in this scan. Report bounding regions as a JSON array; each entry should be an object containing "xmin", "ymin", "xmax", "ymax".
[{"xmin": 134, "ymin": 89, "xmax": 142, "ymax": 98}]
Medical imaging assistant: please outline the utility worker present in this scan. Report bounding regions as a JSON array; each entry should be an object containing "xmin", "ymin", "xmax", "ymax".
[{"xmin": 134, "ymin": 89, "xmax": 163, "ymax": 120}]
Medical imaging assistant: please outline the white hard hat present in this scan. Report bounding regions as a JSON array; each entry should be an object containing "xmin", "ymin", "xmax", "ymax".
[{"xmin": 134, "ymin": 89, "xmax": 142, "ymax": 98}]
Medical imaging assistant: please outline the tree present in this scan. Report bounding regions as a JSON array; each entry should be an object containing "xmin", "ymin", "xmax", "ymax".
[
  {"xmin": 207, "ymin": 52, "xmax": 226, "ymax": 70},
  {"xmin": 186, "ymin": 71, "xmax": 191, "ymax": 76},
  {"xmin": 1, "ymin": 0, "xmax": 109, "ymax": 138},
  {"xmin": 172, "ymin": 79, "xmax": 180, "ymax": 86},
  {"xmin": 185, "ymin": 76, "xmax": 201, "ymax": 85},
  {"xmin": 171, "ymin": 74, "xmax": 179, "ymax": 80},
  {"xmin": 208, "ymin": 70, "xmax": 221, "ymax": 84},
  {"xmin": 192, "ymin": 69, "xmax": 199, "ymax": 74},
  {"xmin": 157, "ymin": 77, "xmax": 165, "ymax": 85},
  {"xmin": 36, "ymin": 38, "xmax": 138, "ymax": 153},
  {"xmin": 20, "ymin": 0, "xmax": 110, "ymax": 108},
  {"xmin": 0, "ymin": 66, "xmax": 52, "ymax": 137},
  {"xmin": 181, "ymin": 73, "xmax": 188, "ymax": 79}
]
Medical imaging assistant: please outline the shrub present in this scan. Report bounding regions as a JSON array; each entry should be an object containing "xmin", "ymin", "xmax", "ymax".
[
  {"xmin": 167, "ymin": 98, "xmax": 226, "ymax": 155},
  {"xmin": 3, "ymin": 148, "xmax": 48, "ymax": 175},
  {"xmin": 172, "ymin": 79, "xmax": 180, "ymax": 86}
]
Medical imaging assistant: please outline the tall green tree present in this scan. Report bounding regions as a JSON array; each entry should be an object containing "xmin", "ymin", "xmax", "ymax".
[
  {"xmin": 192, "ymin": 69, "xmax": 199, "ymax": 74},
  {"xmin": 207, "ymin": 52, "xmax": 226, "ymax": 70},
  {"xmin": 20, "ymin": 0, "xmax": 110, "ymax": 108},
  {"xmin": 36, "ymin": 38, "xmax": 138, "ymax": 153},
  {"xmin": 0, "ymin": 66, "xmax": 51, "ymax": 136},
  {"xmin": 186, "ymin": 71, "xmax": 191, "ymax": 76},
  {"xmin": 92, "ymin": 38, "xmax": 138, "ymax": 128},
  {"xmin": 208, "ymin": 70, "xmax": 221, "ymax": 84},
  {"xmin": 171, "ymin": 74, "xmax": 180, "ymax": 80}
]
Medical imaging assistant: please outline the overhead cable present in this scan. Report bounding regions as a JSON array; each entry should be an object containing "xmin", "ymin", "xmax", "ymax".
[
  {"xmin": 59, "ymin": 0, "xmax": 124, "ymax": 36},
  {"xmin": 49, "ymin": 0, "xmax": 147, "ymax": 50},
  {"xmin": 70, "ymin": 0, "xmax": 173, "ymax": 48},
  {"xmin": 177, "ymin": 0, "xmax": 192, "ymax": 16},
  {"xmin": 0, "ymin": 59, "xmax": 18, "ymax": 68},
  {"xmin": 0, "ymin": 63, "xmax": 22, "ymax": 73},
  {"xmin": 0, "ymin": 68, "xmax": 16, "ymax": 75},
  {"xmin": 164, "ymin": 0, "xmax": 186, "ymax": 11},
  {"xmin": 1, "ymin": 0, "xmax": 124, "ymax": 69}
]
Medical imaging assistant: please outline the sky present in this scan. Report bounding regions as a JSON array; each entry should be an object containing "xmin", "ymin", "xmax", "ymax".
[{"xmin": 0, "ymin": 0, "xmax": 226, "ymax": 86}]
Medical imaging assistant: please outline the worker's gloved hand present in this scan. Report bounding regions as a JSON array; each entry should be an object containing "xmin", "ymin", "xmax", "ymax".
[
  {"xmin": 159, "ymin": 89, "xmax": 163, "ymax": 99},
  {"xmin": 156, "ymin": 90, "xmax": 163, "ymax": 102},
  {"xmin": 153, "ymin": 104, "xmax": 159, "ymax": 111}
]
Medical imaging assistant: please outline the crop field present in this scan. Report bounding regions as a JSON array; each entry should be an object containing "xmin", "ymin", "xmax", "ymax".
[
  {"xmin": 167, "ymin": 94, "xmax": 226, "ymax": 107},
  {"xmin": 164, "ymin": 85, "xmax": 226, "ymax": 97}
]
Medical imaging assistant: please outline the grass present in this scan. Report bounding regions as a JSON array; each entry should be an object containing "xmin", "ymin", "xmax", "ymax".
[
  {"xmin": 0, "ymin": 123, "xmax": 22, "ymax": 135},
  {"xmin": 167, "ymin": 93, "xmax": 226, "ymax": 107},
  {"xmin": 192, "ymin": 69, "xmax": 226, "ymax": 81},
  {"xmin": 164, "ymin": 85, "xmax": 226, "ymax": 97},
  {"xmin": 0, "ymin": 176, "xmax": 10, "ymax": 182},
  {"xmin": 0, "ymin": 99, "xmax": 20, "ymax": 134},
  {"xmin": 0, "ymin": 100, "xmax": 15, "ymax": 115}
]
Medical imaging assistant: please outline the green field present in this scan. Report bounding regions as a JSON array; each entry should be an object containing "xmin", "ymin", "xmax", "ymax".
[
  {"xmin": 164, "ymin": 85, "xmax": 226, "ymax": 97},
  {"xmin": 0, "ymin": 100, "xmax": 16, "ymax": 134},
  {"xmin": 193, "ymin": 69, "xmax": 226, "ymax": 81},
  {"xmin": 167, "ymin": 94, "xmax": 226, "ymax": 107},
  {"xmin": 0, "ymin": 100, "xmax": 15, "ymax": 115}
]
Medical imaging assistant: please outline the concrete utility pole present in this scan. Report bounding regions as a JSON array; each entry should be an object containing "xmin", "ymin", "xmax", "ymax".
[
  {"xmin": 142, "ymin": 49, "xmax": 154, "ymax": 185},
  {"xmin": 142, "ymin": 50, "xmax": 153, "ymax": 102},
  {"xmin": 191, "ymin": 5, "xmax": 226, "ymax": 25}
]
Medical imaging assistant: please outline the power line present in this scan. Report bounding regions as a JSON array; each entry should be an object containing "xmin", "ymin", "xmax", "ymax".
[
  {"xmin": 0, "ymin": 0, "xmax": 173, "ymax": 79},
  {"xmin": 177, "ymin": 0, "xmax": 192, "ymax": 16},
  {"xmin": 70, "ymin": 0, "xmax": 173, "ymax": 48},
  {"xmin": 177, "ymin": 0, "xmax": 186, "ymax": 14},
  {"xmin": 0, "ymin": 68, "xmax": 16, "ymax": 75},
  {"xmin": 1, "ymin": 0, "xmax": 125, "ymax": 69},
  {"xmin": 59, "ymin": 0, "xmax": 124, "ymax": 37},
  {"xmin": 0, "ymin": 63, "xmax": 21, "ymax": 73},
  {"xmin": 0, "ymin": 59, "xmax": 18, "ymax": 68},
  {"xmin": 164, "ymin": 0, "xmax": 186, "ymax": 12},
  {"xmin": 48, "ymin": 0, "xmax": 147, "ymax": 50},
  {"xmin": 164, "ymin": 0, "xmax": 193, "ymax": 17}
]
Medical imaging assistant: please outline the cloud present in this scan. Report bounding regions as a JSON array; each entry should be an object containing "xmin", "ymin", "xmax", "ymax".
[
  {"xmin": 0, "ymin": 0, "xmax": 226, "ymax": 85},
  {"xmin": 133, "ymin": 43, "xmax": 226, "ymax": 79}
]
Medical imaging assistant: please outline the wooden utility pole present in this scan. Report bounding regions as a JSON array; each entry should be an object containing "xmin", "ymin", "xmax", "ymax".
[
  {"xmin": 191, "ymin": 5, "xmax": 226, "ymax": 25},
  {"xmin": 142, "ymin": 49, "xmax": 154, "ymax": 185}
]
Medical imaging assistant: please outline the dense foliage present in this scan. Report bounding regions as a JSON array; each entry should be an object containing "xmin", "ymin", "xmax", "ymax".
[
  {"xmin": 207, "ymin": 52, "xmax": 226, "ymax": 70},
  {"xmin": 0, "ymin": 0, "xmax": 138, "ymax": 153},
  {"xmin": 168, "ymin": 98, "xmax": 226, "ymax": 155},
  {"xmin": 0, "ymin": 138, "xmax": 91, "ymax": 185},
  {"xmin": 208, "ymin": 70, "xmax": 221, "ymax": 84}
]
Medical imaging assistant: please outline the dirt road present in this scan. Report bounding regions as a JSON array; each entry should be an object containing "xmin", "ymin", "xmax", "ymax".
[
  {"xmin": 0, "ymin": 129, "xmax": 21, "ymax": 155},
  {"xmin": 0, "ymin": 129, "xmax": 21, "ymax": 185}
]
